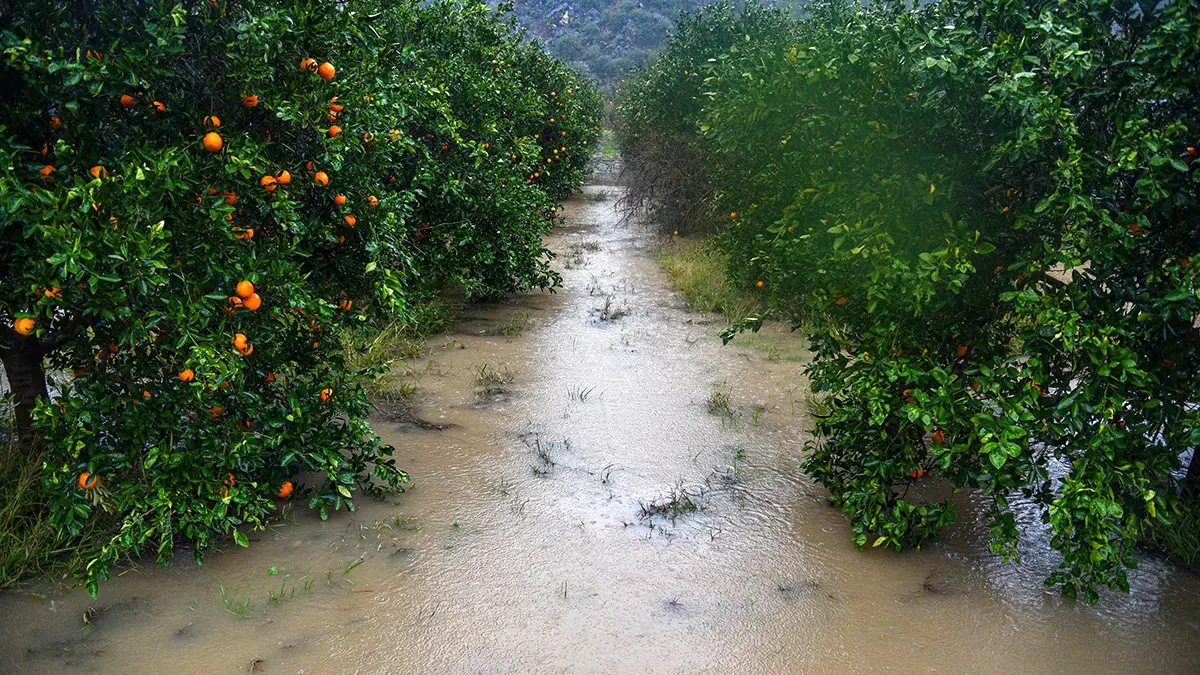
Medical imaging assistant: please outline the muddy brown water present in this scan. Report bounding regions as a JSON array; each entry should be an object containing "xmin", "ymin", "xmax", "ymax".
[{"xmin": 2, "ymin": 185, "xmax": 1199, "ymax": 673}]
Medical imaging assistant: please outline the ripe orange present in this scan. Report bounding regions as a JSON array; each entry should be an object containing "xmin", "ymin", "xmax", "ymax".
[
  {"xmin": 275, "ymin": 170, "xmax": 291, "ymax": 185},
  {"xmin": 317, "ymin": 62, "xmax": 335, "ymax": 80},
  {"xmin": 314, "ymin": 171, "xmax": 330, "ymax": 186},
  {"xmin": 232, "ymin": 332, "xmax": 248, "ymax": 348},
  {"xmin": 78, "ymin": 472, "xmax": 98, "ymax": 489},
  {"xmin": 38, "ymin": 164, "xmax": 56, "ymax": 179},
  {"xmin": 339, "ymin": 299, "xmax": 353, "ymax": 310},
  {"xmin": 931, "ymin": 430, "xmax": 945, "ymax": 445},
  {"xmin": 49, "ymin": 115, "xmax": 61, "ymax": 129},
  {"xmin": 152, "ymin": 101, "xmax": 165, "ymax": 112},
  {"xmin": 756, "ymin": 280, "xmax": 764, "ymax": 288},
  {"xmin": 367, "ymin": 195, "xmax": 378, "ymax": 208},
  {"xmin": 120, "ymin": 94, "xmax": 135, "ymax": 108},
  {"xmin": 233, "ymin": 228, "xmax": 255, "ymax": 240},
  {"xmin": 266, "ymin": 372, "xmax": 276, "ymax": 384},
  {"xmin": 305, "ymin": 160, "xmax": 315, "ymax": 171},
  {"xmin": 334, "ymin": 193, "xmax": 346, "ymax": 205},
  {"xmin": 237, "ymin": 343, "xmax": 254, "ymax": 356},
  {"xmin": 235, "ymin": 280, "xmax": 255, "ymax": 298},
  {"xmin": 89, "ymin": 165, "xmax": 108, "ymax": 180},
  {"xmin": 277, "ymin": 481, "xmax": 294, "ymax": 498},
  {"xmin": 223, "ymin": 191, "xmax": 238, "ymax": 205},
  {"xmin": 955, "ymin": 344, "xmax": 968, "ymax": 358},
  {"xmin": 328, "ymin": 125, "xmax": 342, "ymax": 138},
  {"xmin": 730, "ymin": 212, "xmax": 738, "ymax": 219},
  {"xmin": 203, "ymin": 115, "xmax": 220, "ymax": 128},
  {"xmin": 343, "ymin": 214, "xmax": 357, "ymax": 227},
  {"xmin": 300, "ymin": 57, "xmax": 317, "ymax": 71},
  {"xmin": 328, "ymin": 97, "xmax": 343, "ymax": 112},
  {"xmin": 242, "ymin": 293, "xmax": 262, "ymax": 311},
  {"xmin": 13, "ymin": 317, "xmax": 35, "ymax": 336},
  {"xmin": 179, "ymin": 368, "xmax": 195, "ymax": 382},
  {"xmin": 208, "ymin": 405, "xmax": 224, "ymax": 419},
  {"xmin": 260, "ymin": 175, "xmax": 277, "ymax": 191},
  {"xmin": 242, "ymin": 94, "xmax": 258, "ymax": 107},
  {"xmin": 44, "ymin": 287, "xmax": 62, "ymax": 298},
  {"xmin": 202, "ymin": 132, "xmax": 223, "ymax": 152},
  {"xmin": 320, "ymin": 387, "xmax": 332, "ymax": 401},
  {"xmin": 908, "ymin": 467, "xmax": 924, "ymax": 479}
]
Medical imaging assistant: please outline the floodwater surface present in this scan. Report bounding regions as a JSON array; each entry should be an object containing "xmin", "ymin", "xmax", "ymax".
[{"xmin": 2, "ymin": 186, "xmax": 1199, "ymax": 673}]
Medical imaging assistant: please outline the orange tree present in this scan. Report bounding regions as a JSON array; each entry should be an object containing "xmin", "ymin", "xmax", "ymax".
[
  {"xmin": 0, "ymin": 0, "xmax": 599, "ymax": 595},
  {"xmin": 387, "ymin": 1, "xmax": 604, "ymax": 297},
  {"xmin": 619, "ymin": 0, "xmax": 1199, "ymax": 601},
  {"xmin": 614, "ymin": 1, "xmax": 793, "ymax": 237}
]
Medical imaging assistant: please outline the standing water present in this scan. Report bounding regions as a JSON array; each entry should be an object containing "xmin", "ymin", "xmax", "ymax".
[{"xmin": 2, "ymin": 186, "xmax": 1198, "ymax": 672}]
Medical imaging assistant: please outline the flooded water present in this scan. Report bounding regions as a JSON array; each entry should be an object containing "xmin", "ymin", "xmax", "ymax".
[{"xmin": 2, "ymin": 185, "xmax": 1199, "ymax": 673}]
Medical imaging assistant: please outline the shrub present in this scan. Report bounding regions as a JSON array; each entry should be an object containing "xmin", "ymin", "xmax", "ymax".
[
  {"xmin": 618, "ymin": 0, "xmax": 1200, "ymax": 601},
  {"xmin": 0, "ymin": 0, "xmax": 599, "ymax": 595}
]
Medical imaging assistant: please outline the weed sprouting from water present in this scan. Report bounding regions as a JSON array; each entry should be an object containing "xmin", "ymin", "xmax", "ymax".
[
  {"xmin": 473, "ymin": 363, "xmax": 512, "ymax": 387},
  {"xmin": 528, "ymin": 436, "xmax": 559, "ymax": 476},
  {"xmin": 595, "ymin": 295, "xmax": 629, "ymax": 322},
  {"xmin": 218, "ymin": 584, "xmax": 253, "ymax": 619},
  {"xmin": 639, "ymin": 482, "xmax": 705, "ymax": 523},
  {"xmin": 498, "ymin": 312, "xmax": 530, "ymax": 337},
  {"xmin": 707, "ymin": 446, "xmax": 749, "ymax": 487},
  {"xmin": 568, "ymin": 385, "xmax": 598, "ymax": 402},
  {"xmin": 706, "ymin": 382, "xmax": 736, "ymax": 426},
  {"xmin": 473, "ymin": 363, "xmax": 513, "ymax": 402}
]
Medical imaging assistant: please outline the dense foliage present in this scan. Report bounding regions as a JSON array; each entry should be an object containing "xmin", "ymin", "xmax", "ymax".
[
  {"xmin": 617, "ymin": 0, "xmax": 1200, "ymax": 601},
  {"xmin": 0, "ymin": 0, "xmax": 600, "ymax": 594}
]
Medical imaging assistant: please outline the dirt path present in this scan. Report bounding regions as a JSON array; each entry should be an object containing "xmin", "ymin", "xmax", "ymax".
[{"xmin": 1, "ymin": 186, "xmax": 1198, "ymax": 673}]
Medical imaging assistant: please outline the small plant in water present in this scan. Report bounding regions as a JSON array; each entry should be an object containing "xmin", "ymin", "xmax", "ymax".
[
  {"xmin": 498, "ymin": 312, "xmax": 530, "ymax": 337},
  {"xmin": 219, "ymin": 583, "xmax": 253, "ymax": 619},
  {"xmin": 639, "ymin": 482, "xmax": 705, "ymax": 523},
  {"xmin": 706, "ymin": 383, "xmax": 736, "ymax": 426},
  {"xmin": 567, "ymin": 385, "xmax": 598, "ymax": 402},
  {"xmin": 595, "ymin": 295, "xmax": 629, "ymax": 321},
  {"xmin": 473, "ymin": 362, "xmax": 512, "ymax": 387}
]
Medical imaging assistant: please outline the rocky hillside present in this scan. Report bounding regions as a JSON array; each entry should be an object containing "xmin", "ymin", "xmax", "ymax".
[{"xmin": 500, "ymin": 0, "xmax": 800, "ymax": 92}]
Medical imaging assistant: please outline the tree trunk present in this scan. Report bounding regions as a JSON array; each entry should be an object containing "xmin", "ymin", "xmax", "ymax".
[{"xmin": 0, "ymin": 335, "xmax": 48, "ymax": 447}]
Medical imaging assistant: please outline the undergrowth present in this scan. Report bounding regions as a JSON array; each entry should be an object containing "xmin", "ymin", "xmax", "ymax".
[{"xmin": 658, "ymin": 239, "xmax": 758, "ymax": 323}]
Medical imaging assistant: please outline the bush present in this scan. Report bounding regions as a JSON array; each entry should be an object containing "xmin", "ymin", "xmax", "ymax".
[
  {"xmin": 618, "ymin": 0, "xmax": 1200, "ymax": 601},
  {"xmin": 0, "ymin": 0, "xmax": 599, "ymax": 595}
]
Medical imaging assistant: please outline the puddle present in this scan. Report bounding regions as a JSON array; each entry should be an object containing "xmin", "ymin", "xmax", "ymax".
[{"xmin": 1, "ymin": 185, "xmax": 1198, "ymax": 672}]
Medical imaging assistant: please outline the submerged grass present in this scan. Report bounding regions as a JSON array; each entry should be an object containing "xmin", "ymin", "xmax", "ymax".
[
  {"xmin": 658, "ymin": 239, "xmax": 759, "ymax": 323},
  {"xmin": 341, "ymin": 297, "xmax": 458, "ymax": 404},
  {"xmin": 1143, "ymin": 500, "xmax": 1200, "ymax": 564}
]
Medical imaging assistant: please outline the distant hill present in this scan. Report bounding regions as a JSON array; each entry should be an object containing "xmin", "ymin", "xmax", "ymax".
[{"xmin": 496, "ymin": 1, "xmax": 799, "ymax": 92}]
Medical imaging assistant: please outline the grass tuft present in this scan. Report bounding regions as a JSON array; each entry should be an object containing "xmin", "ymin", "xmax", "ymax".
[{"xmin": 658, "ymin": 239, "xmax": 759, "ymax": 323}]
